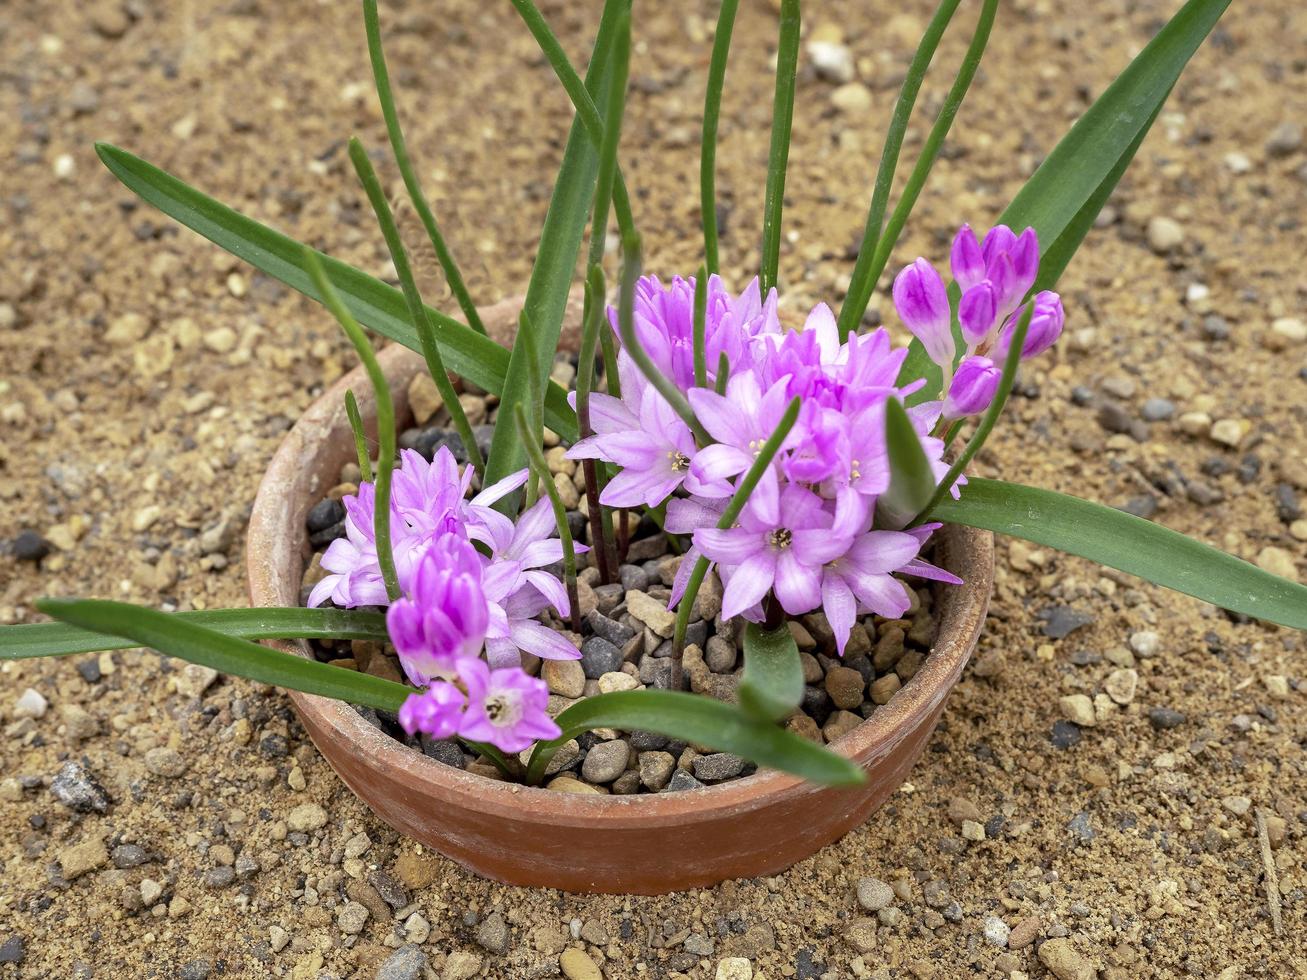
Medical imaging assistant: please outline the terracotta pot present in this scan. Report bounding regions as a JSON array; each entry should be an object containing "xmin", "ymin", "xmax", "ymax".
[{"xmin": 247, "ymin": 295, "xmax": 994, "ymax": 894}]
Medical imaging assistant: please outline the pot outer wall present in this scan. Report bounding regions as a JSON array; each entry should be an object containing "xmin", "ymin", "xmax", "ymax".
[{"xmin": 247, "ymin": 295, "xmax": 995, "ymax": 894}]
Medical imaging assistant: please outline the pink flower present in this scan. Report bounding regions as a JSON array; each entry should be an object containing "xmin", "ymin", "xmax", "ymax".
[
  {"xmin": 456, "ymin": 658, "xmax": 560, "ymax": 753},
  {"xmin": 397, "ymin": 682, "xmax": 465, "ymax": 739},
  {"xmin": 386, "ymin": 534, "xmax": 489, "ymax": 686},
  {"xmin": 566, "ymin": 354, "xmax": 711, "ymax": 508},
  {"xmin": 695, "ymin": 486, "xmax": 865, "ymax": 620}
]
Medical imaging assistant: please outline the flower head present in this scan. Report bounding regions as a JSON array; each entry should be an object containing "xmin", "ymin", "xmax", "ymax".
[
  {"xmin": 397, "ymin": 682, "xmax": 465, "ymax": 740},
  {"xmin": 456, "ymin": 657, "xmax": 560, "ymax": 753},
  {"xmin": 386, "ymin": 533, "xmax": 489, "ymax": 686}
]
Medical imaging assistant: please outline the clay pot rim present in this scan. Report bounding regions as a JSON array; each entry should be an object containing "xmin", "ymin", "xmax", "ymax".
[{"xmin": 247, "ymin": 342, "xmax": 993, "ymax": 831}]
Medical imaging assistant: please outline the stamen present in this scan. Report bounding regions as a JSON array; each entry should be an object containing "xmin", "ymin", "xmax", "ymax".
[{"xmin": 768, "ymin": 527, "xmax": 793, "ymax": 549}]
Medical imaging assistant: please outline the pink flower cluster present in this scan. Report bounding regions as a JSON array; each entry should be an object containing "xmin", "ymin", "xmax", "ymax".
[
  {"xmin": 308, "ymin": 447, "xmax": 576, "ymax": 751},
  {"xmin": 569, "ymin": 225, "xmax": 1063, "ymax": 655}
]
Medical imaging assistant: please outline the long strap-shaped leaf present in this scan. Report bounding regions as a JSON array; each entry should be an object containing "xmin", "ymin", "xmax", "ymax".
[
  {"xmin": 896, "ymin": 0, "xmax": 1230, "ymax": 399},
  {"xmin": 3, "ymin": 607, "xmax": 389, "ymax": 661},
  {"xmin": 525, "ymin": 689, "xmax": 864, "ymax": 787},
  {"xmin": 483, "ymin": 0, "xmax": 626, "ymax": 490},
  {"xmin": 934, "ymin": 479, "xmax": 1307, "ymax": 631},
  {"xmin": 34, "ymin": 599, "xmax": 409, "ymax": 710},
  {"xmin": 94, "ymin": 143, "xmax": 578, "ymax": 442}
]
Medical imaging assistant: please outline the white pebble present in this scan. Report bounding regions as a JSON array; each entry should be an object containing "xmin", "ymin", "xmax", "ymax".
[{"xmin": 13, "ymin": 688, "xmax": 49, "ymax": 719}]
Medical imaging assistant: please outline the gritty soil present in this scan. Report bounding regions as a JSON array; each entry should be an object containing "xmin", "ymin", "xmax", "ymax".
[{"xmin": 2, "ymin": 0, "xmax": 1306, "ymax": 978}]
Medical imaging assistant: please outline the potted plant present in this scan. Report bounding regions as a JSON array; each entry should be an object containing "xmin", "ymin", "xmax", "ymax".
[{"xmin": 7, "ymin": 0, "xmax": 1293, "ymax": 896}]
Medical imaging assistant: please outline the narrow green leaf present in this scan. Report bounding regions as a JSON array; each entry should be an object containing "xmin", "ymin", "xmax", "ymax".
[
  {"xmin": 305, "ymin": 249, "xmax": 401, "ymax": 602},
  {"xmin": 1001, "ymin": 0, "xmax": 1229, "ymax": 259},
  {"xmin": 914, "ymin": 301, "xmax": 1031, "ymax": 522},
  {"xmin": 700, "ymin": 0, "xmax": 741, "ymax": 275},
  {"xmin": 348, "ymin": 139, "xmax": 485, "ymax": 479},
  {"xmin": 2, "ymin": 607, "xmax": 388, "ymax": 661},
  {"xmin": 93, "ymin": 143, "xmax": 577, "ymax": 441},
  {"xmin": 576, "ymin": 265, "xmax": 618, "ymax": 582},
  {"xmin": 526, "ymin": 689, "xmax": 865, "ymax": 787},
  {"xmin": 585, "ymin": 3, "xmax": 632, "ymax": 277},
  {"xmin": 896, "ymin": 0, "xmax": 1230, "ymax": 397},
  {"xmin": 934, "ymin": 479, "xmax": 1307, "ymax": 631},
  {"xmin": 760, "ymin": 0, "xmax": 800, "ymax": 292},
  {"xmin": 739, "ymin": 622, "xmax": 804, "ymax": 722},
  {"xmin": 836, "ymin": 0, "xmax": 963, "ymax": 337},
  {"xmin": 362, "ymin": 0, "xmax": 487, "ymax": 336},
  {"xmin": 344, "ymin": 389, "xmax": 373, "ymax": 482},
  {"xmin": 692, "ymin": 265, "xmax": 709, "ymax": 389},
  {"xmin": 35, "ymin": 599, "xmax": 410, "ymax": 710},
  {"xmin": 484, "ymin": 0, "xmax": 624, "ymax": 488},
  {"xmin": 838, "ymin": 0, "xmax": 997, "ymax": 339},
  {"xmin": 877, "ymin": 398, "xmax": 936, "ymax": 528}
]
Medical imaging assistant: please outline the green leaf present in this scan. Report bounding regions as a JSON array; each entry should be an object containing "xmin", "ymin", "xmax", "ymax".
[
  {"xmin": 760, "ymin": 0, "xmax": 800, "ymax": 292},
  {"xmin": 739, "ymin": 622, "xmax": 804, "ymax": 722},
  {"xmin": 93, "ymin": 143, "xmax": 577, "ymax": 442},
  {"xmin": 33, "ymin": 600, "xmax": 409, "ymax": 710},
  {"xmin": 526, "ymin": 689, "xmax": 864, "ymax": 787},
  {"xmin": 914, "ymin": 300, "xmax": 1032, "ymax": 522},
  {"xmin": 700, "ymin": 0, "xmax": 742, "ymax": 274},
  {"xmin": 933, "ymin": 479, "xmax": 1307, "ymax": 631},
  {"xmin": 484, "ymin": 0, "xmax": 626, "ymax": 490},
  {"xmin": 362, "ymin": 0, "xmax": 487, "ymax": 336},
  {"xmin": 877, "ymin": 398, "xmax": 936, "ymax": 528},
  {"xmin": 2, "ymin": 607, "xmax": 388, "ymax": 661},
  {"xmin": 836, "ymin": 0, "xmax": 965, "ymax": 338},
  {"xmin": 896, "ymin": 0, "xmax": 1230, "ymax": 397}
]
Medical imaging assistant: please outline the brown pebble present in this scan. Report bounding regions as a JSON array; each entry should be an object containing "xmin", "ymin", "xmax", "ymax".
[{"xmin": 824, "ymin": 666, "xmax": 865, "ymax": 709}]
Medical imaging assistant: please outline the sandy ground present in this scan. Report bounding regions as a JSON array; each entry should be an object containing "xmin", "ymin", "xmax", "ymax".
[{"xmin": 2, "ymin": 0, "xmax": 1305, "ymax": 977}]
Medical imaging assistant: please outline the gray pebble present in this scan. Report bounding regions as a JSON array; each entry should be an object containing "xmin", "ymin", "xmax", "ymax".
[
  {"xmin": 204, "ymin": 866, "xmax": 236, "ymax": 888},
  {"xmin": 586, "ymin": 610, "xmax": 635, "ymax": 648},
  {"xmin": 619, "ymin": 564, "xmax": 650, "ymax": 592},
  {"xmin": 1141, "ymin": 397, "xmax": 1175, "ymax": 422},
  {"xmin": 420, "ymin": 737, "xmax": 466, "ymax": 769},
  {"xmin": 476, "ymin": 911, "xmax": 510, "ymax": 955},
  {"xmin": 1148, "ymin": 706, "xmax": 1186, "ymax": 729},
  {"xmin": 50, "ymin": 762, "xmax": 111, "ymax": 813},
  {"xmin": 664, "ymin": 770, "xmax": 704, "ymax": 793},
  {"xmin": 367, "ymin": 870, "xmax": 410, "ymax": 910},
  {"xmin": 1037, "ymin": 606, "xmax": 1095, "ymax": 639},
  {"xmin": 581, "ymin": 740, "xmax": 630, "ymax": 783},
  {"xmin": 580, "ymin": 636, "xmax": 623, "ymax": 679},
  {"xmin": 11, "ymin": 531, "xmax": 51, "ymax": 562},
  {"xmin": 178, "ymin": 959, "xmax": 212, "ymax": 980},
  {"xmin": 1067, "ymin": 811, "xmax": 1096, "ymax": 842},
  {"xmin": 0, "ymin": 937, "xmax": 24, "ymax": 964},
  {"xmin": 629, "ymin": 730, "xmax": 668, "ymax": 752},
  {"xmin": 376, "ymin": 945, "xmax": 429, "ymax": 980},
  {"xmin": 111, "ymin": 844, "xmax": 150, "ymax": 869},
  {"xmin": 1266, "ymin": 121, "xmax": 1302, "ymax": 158},
  {"xmin": 692, "ymin": 753, "xmax": 745, "ymax": 783}
]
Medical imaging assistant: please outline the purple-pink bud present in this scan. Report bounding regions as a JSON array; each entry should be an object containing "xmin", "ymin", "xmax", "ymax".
[
  {"xmin": 950, "ymin": 224, "xmax": 986, "ymax": 292},
  {"xmin": 981, "ymin": 225, "xmax": 1017, "ymax": 267},
  {"xmin": 943, "ymin": 355, "xmax": 1001, "ymax": 419},
  {"xmin": 958, "ymin": 282, "xmax": 998, "ymax": 346},
  {"xmin": 892, "ymin": 258, "xmax": 954, "ymax": 369},
  {"xmin": 397, "ymin": 683, "xmax": 465, "ymax": 739},
  {"xmin": 994, "ymin": 290, "xmax": 1065, "ymax": 361},
  {"xmin": 1009, "ymin": 228, "xmax": 1040, "ymax": 294}
]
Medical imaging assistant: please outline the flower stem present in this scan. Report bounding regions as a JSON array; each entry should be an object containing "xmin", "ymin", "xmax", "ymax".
[
  {"xmin": 514, "ymin": 405, "xmax": 582, "ymax": 634},
  {"xmin": 692, "ymin": 266, "xmax": 709, "ymax": 390},
  {"xmin": 672, "ymin": 397, "xmax": 802, "ymax": 677},
  {"xmin": 836, "ymin": 0, "xmax": 965, "ymax": 339},
  {"xmin": 576, "ymin": 265, "xmax": 617, "ymax": 584},
  {"xmin": 615, "ymin": 232, "xmax": 712, "ymax": 446},
  {"xmin": 845, "ymin": 0, "xmax": 999, "ymax": 338},
  {"xmin": 760, "ymin": 0, "xmax": 800, "ymax": 293},
  {"xmin": 347, "ymin": 139, "xmax": 486, "ymax": 481},
  {"xmin": 701, "ymin": 0, "xmax": 741, "ymax": 275},
  {"xmin": 914, "ymin": 302, "xmax": 1032, "ymax": 523},
  {"xmin": 303, "ymin": 251, "xmax": 401, "ymax": 603},
  {"xmin": 362, "ymin": 0, "xmax": 487, "ymax": 337},
  {"xmin": 344, "ymin": 389, "xmax": 373, "ymax": 482}
]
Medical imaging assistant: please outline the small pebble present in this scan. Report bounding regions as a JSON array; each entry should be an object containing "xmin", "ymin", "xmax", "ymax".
[{"xmin": 856, "ymin": 877, "xmax": 895, "ymax": 912}]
